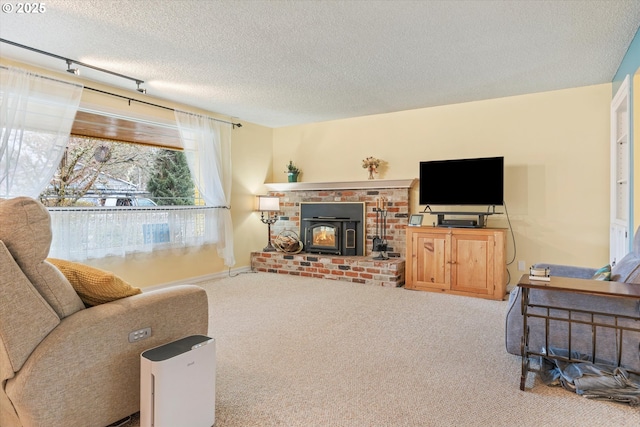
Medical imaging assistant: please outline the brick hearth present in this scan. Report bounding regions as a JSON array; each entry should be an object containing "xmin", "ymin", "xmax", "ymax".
[{"xmin": 251, "ymin": 251, "xmax": 405, "ymax": 287}]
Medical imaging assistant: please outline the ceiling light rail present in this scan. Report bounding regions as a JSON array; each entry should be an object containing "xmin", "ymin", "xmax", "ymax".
[
  {"xmin": 0, "ymin": 38, "xmax": 242, "ymax": 128},
  {"xmin": 1, "ymin": 38, "xmax": 145, "ymax": 89}
]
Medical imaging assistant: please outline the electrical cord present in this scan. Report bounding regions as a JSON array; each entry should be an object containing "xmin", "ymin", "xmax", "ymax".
[
  {"xmin": 502, "ymin": 199, "xmax": 517, "ymax": 266},
  {"xmin": 502, "ymin": 199, "xmax": 517, "ymax": 292},
  {"xmin": 107, "ymin": 415, "xmax": 132, "ymax": 427},
  {"xmin": 228, "ymin": 264, "xmax": 258, "ymax": 277}
]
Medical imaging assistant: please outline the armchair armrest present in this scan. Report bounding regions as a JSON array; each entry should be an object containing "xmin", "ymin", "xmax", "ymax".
[
  {"xmin": 6, "ymin": 284, "xmax": 208, "ymax": 427},
  {"xmin": 533, "ymin": 262, "xmax": 598, "ymax": 280}
]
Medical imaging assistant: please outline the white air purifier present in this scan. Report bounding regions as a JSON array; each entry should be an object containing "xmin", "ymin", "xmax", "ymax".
[{"xmin": 140, "ymin": 335, "xmax": 216, "ymax": 427}]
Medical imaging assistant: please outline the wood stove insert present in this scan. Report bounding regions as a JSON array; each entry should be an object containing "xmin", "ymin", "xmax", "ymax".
[{"xmin": 300, "ymin": 202, "xmax": 365, "ymax": 256}]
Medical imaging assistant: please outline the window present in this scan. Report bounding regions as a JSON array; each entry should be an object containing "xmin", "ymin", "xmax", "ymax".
[
  {"xmin": 3, "ymin": 69, "xmax": 234, "ymax": 265},
  {"xmin": 39, "ymin": 136, "xmax": 200, "ymax": 207},
  {"xmin": 44, "ymin": 136, "xmax": 219, "ymax": 261}
]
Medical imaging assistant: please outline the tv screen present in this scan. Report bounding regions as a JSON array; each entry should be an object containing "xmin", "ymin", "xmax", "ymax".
[{"xmin": 419, "ymin": 156, "xmax": 504, "ymax": 206}]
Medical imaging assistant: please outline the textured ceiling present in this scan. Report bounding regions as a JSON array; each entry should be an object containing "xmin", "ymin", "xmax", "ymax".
[{"xmin": 1, "ymin": 0, "xmax": 639, "ymax": 128}]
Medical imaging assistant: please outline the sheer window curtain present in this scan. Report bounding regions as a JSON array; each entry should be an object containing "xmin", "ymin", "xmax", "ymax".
[
  {"xmin": 174, "ymin": 111, "xmax": 235, "ymax": 266},
  {"xmin": 48, "ymin": 206, "xmax": 221, "ymax": 261},
  {"xmin": 0, "ymin": 66, "xmax": 83, "ymax": 198}
]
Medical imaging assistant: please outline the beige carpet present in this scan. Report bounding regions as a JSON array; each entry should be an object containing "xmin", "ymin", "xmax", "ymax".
[{"xmin": 124, "ymin": 272, "xmax": 639, "ymax": 426}]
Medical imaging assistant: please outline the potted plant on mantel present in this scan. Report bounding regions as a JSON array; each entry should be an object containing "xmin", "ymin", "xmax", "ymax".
[{"xmin": 286, "ymin": 160, "xmax": 301, "ymax": 182}]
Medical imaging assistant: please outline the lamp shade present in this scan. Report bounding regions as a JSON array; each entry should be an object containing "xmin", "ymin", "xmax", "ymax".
[{"xmin": 256, "ymin": 195, "xmax": 280, "ymax": 212}]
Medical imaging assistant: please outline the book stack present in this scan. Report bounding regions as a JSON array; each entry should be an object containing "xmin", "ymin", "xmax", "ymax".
[{"xmin": 529, "ymin": 266, "xmax": 550, "ymax": 281}]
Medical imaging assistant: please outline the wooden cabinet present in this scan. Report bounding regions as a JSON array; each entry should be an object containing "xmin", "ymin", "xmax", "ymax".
[{"xmin": 405, "ymin": 226, "xmax": 506, "ymax": 300}]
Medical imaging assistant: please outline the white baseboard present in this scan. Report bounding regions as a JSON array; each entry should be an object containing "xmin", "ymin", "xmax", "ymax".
[{"xmin": 142, "ymin": 266, "xmax": 253, "ymax": 292}]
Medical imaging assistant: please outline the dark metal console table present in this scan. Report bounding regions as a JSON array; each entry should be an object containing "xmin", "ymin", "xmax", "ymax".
[{"xmin": 518, "ymin": 275, "xmax": 640, "ymax": 391}]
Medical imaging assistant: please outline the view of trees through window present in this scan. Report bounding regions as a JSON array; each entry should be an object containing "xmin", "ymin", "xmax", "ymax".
[{"xmin": 40, "ymin": 136, "xmax": 196, "ymax": 207}]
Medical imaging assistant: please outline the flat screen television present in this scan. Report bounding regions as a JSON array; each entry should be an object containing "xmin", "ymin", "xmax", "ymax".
[{"xmin": 419, "ymin": 156, "xmax": 504, "ymax": 206}]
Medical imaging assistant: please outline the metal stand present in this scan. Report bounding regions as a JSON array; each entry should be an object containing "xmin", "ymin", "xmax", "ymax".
[
  {"xmin": 518, "ymin": 276, "xmax": 640, "ymax": 391},
  {"xmin": 261, "ymin": 211, "xmax": 278, "ymax": 252},
  {"xmin": 423, "ymin": 205, "xmax": 500, "ymax": 228},
  {"xmin": 372, "ymin": 208, "xmax": 388, "ymax": 260}
]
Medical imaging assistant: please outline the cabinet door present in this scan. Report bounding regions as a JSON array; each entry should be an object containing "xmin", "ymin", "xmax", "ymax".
[
  {"xmin": 450, "ymin": 232, "xmax": 495, "ymax": 297},
  {"xmin": 409, "ymin": 231, "xmax": 450, "ymax": 290}
]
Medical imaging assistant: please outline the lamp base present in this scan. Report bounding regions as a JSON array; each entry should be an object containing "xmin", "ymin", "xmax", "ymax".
[
  {"xmin": 261, "ymin": 212, "xmax": 278, "ymax": 252},
  {"xmin": 263, "ymin": 242, "xmax": 277, "ymax": 252}
]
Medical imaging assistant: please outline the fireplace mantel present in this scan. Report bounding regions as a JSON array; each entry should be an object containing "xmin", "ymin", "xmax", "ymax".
[{"xmin": 264, "ymin": 178, "xmax": 417, "ymax": 192}]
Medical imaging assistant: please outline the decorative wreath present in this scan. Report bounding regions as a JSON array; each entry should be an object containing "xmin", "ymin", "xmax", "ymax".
[
  {"xmin": 93, "ymin": 145, "xmax": 111, "ymax": 163},
  {"xmin": 272, "ymin": 229, "xmax": 304, "ymax": 254}
]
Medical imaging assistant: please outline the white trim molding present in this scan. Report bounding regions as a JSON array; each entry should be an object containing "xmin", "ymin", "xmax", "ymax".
[{"xmin": 264, "ymin": 178, "xmax": 417, "ymax": 192}]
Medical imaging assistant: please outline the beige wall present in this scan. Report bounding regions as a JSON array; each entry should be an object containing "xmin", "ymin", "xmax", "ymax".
[{"xmin": 272, "ymin": 84, "xmax": 612, "ymax": 284}]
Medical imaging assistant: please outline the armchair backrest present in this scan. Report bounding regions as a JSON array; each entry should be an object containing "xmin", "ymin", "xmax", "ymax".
[
  {"xmin": 0, "ymin": 197, "xmax": 84, "ymax": 318},
  {"xmin": 611, "ymin": 226, "xmax": 640, "ymax": 284},
  {"xmin": 0, "ymin": 241, "xmax": 60, "ymax": 382}
]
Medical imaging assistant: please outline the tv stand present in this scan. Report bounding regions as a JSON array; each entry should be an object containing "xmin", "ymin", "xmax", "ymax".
[{"xmin": 405, "ymin": 226, "xmax": 507, "ymax": 300}]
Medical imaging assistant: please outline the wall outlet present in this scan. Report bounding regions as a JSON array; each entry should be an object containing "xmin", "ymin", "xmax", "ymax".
[
  {"xmin": 129, "ymin": 327, "xmax": 152, "ymax": 343},
  {"xmin": 518, "ymin": 260, "xmax": 526, "ymax": 271}
]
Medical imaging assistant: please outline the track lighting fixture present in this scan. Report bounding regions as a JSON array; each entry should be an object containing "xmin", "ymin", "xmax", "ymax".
[
  {"xmin": 66, "ymin": 59, "xmax": 79, "ymax": 75},
  {"xmin": 0, "ymin": 38, "xmax": 243, "ymax": 128},
  {"xmin": 0, "ymin": 39, "xmax": 149, "ymax": 94}
]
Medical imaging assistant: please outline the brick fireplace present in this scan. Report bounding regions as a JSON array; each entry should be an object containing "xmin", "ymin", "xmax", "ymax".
[{"xmin": 251, "ymin": 179, "xmax": 416, "ymax": 287}]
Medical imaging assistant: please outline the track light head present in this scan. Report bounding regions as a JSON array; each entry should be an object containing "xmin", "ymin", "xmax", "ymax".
[
  {"xmin": 136, "ymin": 81, "xmax": 146, "ymax": 94},
  {"xmin": 65, "ymin": 59, "xmax": 79, "ymax": 75}
]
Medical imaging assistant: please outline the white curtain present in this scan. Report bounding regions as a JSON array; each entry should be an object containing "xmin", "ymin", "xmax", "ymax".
[
  {"xmin": 48, "ymin": 206, "xmax": 220, "ymax": 261},
  {"xmin": 0, "ymin": 66, "xmax": 83, "ymax": 198},
  {"xmin": 174, "ymin": 111, "xmax": 235, "ymax": 266}
]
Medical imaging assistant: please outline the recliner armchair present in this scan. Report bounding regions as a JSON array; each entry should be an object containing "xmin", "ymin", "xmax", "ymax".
[
  {"xmin": 505, "ymin": 227, "xmax": 640, "ymax": 373},
  {"xmin": 0, "ymin": 197, "xmax": 209, "ymax": 427}
]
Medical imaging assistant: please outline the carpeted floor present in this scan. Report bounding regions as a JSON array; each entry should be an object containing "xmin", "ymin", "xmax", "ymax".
[{"xmin": 123, "ymin": 272, "xmax": 639, "ymax": 426}]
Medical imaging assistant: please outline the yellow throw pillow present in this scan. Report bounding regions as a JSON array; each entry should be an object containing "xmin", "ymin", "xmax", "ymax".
[{"xmin": 47, "ymin": 258, "xmax": 141, "ymax": 306}]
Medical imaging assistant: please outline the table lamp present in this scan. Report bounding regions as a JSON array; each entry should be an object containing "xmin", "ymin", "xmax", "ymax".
[{"xmin": 256, "ymin": 195, "xmax": 280, "ymax": 252}]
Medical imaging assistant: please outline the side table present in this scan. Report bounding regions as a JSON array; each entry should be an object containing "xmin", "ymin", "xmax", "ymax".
[{"xmin": 518, "ymin": 274, "xmax": 640, "ymax": 391}]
